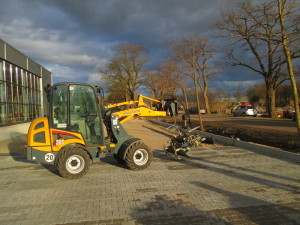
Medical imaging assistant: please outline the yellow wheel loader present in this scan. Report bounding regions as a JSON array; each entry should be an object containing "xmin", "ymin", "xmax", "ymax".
[
  {"xmin": 107, "ymin": 94, "xmax": 178, "ymax": 123},
  {"xmin": 25, "ymin": 83, "xmax": 152, "ymax": 179},
  {"xmin": 107, "ymin": 95, "xmax": 166, "ymax": 123}
]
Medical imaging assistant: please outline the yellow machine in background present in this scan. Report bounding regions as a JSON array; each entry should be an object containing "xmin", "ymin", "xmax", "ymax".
[{"xmin": 107, "ymin": 95, "xmax": 168, "ymax": 123}]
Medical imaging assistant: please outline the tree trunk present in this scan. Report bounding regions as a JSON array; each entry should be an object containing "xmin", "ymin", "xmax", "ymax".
[
  {"xmin": 128, "ymin": 87, "xmax": 136, "ymax": 101},
  {"xmin": 198, "ymin": 77, "xmax": 211, "ymax": 115},
  {"xmin": 277, "ymin": 0, "xmax": 300, "ymax": 136},
  {"xmin": 193, "ymin": 76, "xmax": 203, "ymax": 131},
  {"xmin": 203, "ymin": 92, "xmax": 210, "ymax": 115},
  {"xmin": 265, "ymin": 79, "xmax": 276, "ymax": 118},
  {"xmin": 289, "ymin": 68, "xmax": 300, "ymax": 135},
  {"xmin": 203, "ymin": 83, "xmax": 210, "ymax": 115},
  {"xmin": 181, "ymin": 86, "xmax": 189, "ymax": 111}
]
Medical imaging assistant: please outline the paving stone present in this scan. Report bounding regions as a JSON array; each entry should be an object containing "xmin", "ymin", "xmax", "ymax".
[{"xmin": 0, "ymin": 119, "xmax": 299, "ymax": 224}]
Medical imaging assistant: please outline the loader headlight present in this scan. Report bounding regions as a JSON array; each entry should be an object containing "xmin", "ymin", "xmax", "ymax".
[{"xmin": 112, "ymin": 117, "xmax": 118, "ymax": 125}]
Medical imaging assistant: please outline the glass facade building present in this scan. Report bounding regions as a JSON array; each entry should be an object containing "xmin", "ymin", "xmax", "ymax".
[{"xmin": 0, "ymin": 39, "xmax": 51, "ymax": 127}]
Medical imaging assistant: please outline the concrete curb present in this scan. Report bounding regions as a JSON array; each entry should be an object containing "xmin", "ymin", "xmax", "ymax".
[{"xmin": 149, "ymin": 120, "xmax": 300, "ymax": 160}]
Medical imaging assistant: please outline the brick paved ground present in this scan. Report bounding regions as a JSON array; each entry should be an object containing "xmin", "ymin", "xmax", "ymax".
[{"xmin": 0, "ymin": 119, "xmax": 299, "ymax": 225}]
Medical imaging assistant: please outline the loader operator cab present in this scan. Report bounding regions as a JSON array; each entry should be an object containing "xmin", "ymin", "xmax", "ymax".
[{"xmin": 51, "ymin": 83, "xmax": 104, "ymax": 146}]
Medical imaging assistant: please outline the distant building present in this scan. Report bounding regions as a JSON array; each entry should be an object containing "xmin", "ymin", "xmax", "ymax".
[{"xmin": 0, "ymin": 39, "xmax": 52, "ymax": 141}]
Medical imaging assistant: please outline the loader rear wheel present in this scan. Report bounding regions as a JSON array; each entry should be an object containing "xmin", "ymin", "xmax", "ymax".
[
  {"xmin": 124, "ymin": 141, "xmax": 152, "ymax": 170},
  {"xmin": 57, "ymin": 145, "xmax": 90, "ymax": 179}
]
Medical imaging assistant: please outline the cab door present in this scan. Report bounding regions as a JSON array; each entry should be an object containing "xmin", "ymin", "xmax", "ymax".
[
  {"xmin": 69, "ymin": 84, "xmax": 104, "ymax": 146},
  {"xmin": 51, "ymin": 83, "xmax": 104, "ymax": 147}
]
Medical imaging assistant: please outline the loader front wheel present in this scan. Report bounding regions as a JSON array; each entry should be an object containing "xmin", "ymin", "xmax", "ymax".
[
  {"xmin": 57, "ymin": 145, "xmax": 91, "ymax": 179},
  {"xmin": 124, "ymin": 141, "xmax": 152, "ymax": 170}
]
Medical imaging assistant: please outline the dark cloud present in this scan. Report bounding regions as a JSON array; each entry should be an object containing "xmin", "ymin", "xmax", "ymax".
[{"xmin": 0, "ymin": 0, "xmax": 258, "ymax": 91}]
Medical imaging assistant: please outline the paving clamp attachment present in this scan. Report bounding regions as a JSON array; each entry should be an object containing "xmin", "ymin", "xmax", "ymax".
[{"xmin": 163, "ymin": 126, "xmax": 214, "ymax": 160}]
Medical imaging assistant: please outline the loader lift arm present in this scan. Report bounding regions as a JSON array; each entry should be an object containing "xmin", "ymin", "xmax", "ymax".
[{"xmin": 107, "ymin": 95, "xmax": 167, "ymax": 124}]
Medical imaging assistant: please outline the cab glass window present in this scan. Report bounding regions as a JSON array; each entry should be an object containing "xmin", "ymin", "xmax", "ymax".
[
  {"xmin": 69, "ymin": 85, "xmax": 102, "ymax": 146},
  {"xmin": 52, "ymin": 85, "xmax": 68, "ymax": 128}
]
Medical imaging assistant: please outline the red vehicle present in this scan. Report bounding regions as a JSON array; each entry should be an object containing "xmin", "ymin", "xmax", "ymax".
[
  {"xmin": 283, "ymin": 110, "xmax": 295, "ymax": 119},
  {"xmin": 261, "ymin": 111, "xmax": 284, "ymax": 118},
  {"xmin": 239, "ymin": 102, "xmax": 252, "ymax": 106}
]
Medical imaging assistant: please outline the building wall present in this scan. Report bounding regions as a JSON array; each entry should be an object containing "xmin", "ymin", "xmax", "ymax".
[
  {"xmin": 0, "ymin": 122, "xmax": 30, "ymax": 142},
  {"xmin": 0, "ymin": 39, "xmax": 51, "ymax": 142}
]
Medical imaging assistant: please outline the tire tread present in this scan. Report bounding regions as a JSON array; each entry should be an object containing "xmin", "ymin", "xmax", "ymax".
[
  {"xmin": 57, "ymin": 145, "xmax": 90, "ymax": 179},
  {"xmin": 124, "ymin": 141, "xmax": 152, "ymax": 171}
]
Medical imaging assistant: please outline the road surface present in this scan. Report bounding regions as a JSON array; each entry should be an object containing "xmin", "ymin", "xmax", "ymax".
[{"xmin": 190, "ymin": 115, "xmax": 297, "ymax": 133}]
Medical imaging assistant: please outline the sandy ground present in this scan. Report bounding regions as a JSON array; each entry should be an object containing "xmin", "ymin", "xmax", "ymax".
[{"xmin": 122, "ymin": 117, "xmax": 172, "ymax": 151}]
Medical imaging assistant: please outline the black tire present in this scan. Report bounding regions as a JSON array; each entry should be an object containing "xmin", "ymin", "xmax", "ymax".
[
  {"xmin": 124, "ymin": 140, "xmax": 152, "ymax": 171},
  {"xmin": 57, "ymin": 145, "xmax": 91, "ymax": 179}
]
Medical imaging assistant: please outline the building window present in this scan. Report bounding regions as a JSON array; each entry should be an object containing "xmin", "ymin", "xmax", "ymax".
[{"xmin": 0, "ymin": 60, "xmax": 42, "ymax": 126}]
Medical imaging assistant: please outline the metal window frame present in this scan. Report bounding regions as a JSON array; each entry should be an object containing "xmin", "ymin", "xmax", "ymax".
[{"xmin": 0, "ymin": 60, "xmax": 43, "ymax": 126}]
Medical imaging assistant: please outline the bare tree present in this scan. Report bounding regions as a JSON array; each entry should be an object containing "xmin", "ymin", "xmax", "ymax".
[
  {"xmin": 216, "ymin": 0, "xmax": 300, "ymax": 118},
  {"xmin": 160, "ymin": 59, "xmax": 190, "ymax": 110},
  {"xmin": 101, "ymin": 58, "xmax": 129, "ymax": 102},
  {"xmin": 101, "ymin": 43, "xmax": 148, "ymax": 102},
  {"xmin": 216, "ymin": 87, "xmax": 230, "ymax": 101},
  {"xmin": 144, "ymin": 71, "xmax": 164, "ymax": 100},
  {"xmin": 234, "ymin": 88, "xmax": 244, "ymax": 103},
  {"xmin": 194, "ymin": 38, "xmax": 218, "ymax": 114},
  {"xmin": 247, "ymin": 83, "xmax": 267, "ymax": 107},
  {"xmin": 168, "ymin": 34, "xmax": 203, "ymax": 129},
  {"xmin": 144, "ymin": 59, "xmax": 191, "ymax": 111},
  {"xmin": 213, "ymin": 87, "xmax": 231, "ymax": 114},
  {"xmin": 276, "ymin": 0, "xmax": 300, "ymax": 135},
  {"xmin": 144, "ymin": 69, "xmax": 177, "ymax": 100},
  {"xmin": 168, "ymin": 34, "xmax": 217, "ymax": 130}
]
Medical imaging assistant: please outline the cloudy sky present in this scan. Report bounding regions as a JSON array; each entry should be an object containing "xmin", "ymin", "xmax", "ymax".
[{"xmin": 0, "ymin": 0, "xmax": 264, "ymax": 93}]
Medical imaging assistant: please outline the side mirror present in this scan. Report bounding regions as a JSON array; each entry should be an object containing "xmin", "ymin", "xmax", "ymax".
[
  {"xmin": 44, "ymin": 84, "xmax": 52, "ymax": 103},
  {"xmin": 95, "ymin": 86, "xmax": 104, "ymax": 97}
]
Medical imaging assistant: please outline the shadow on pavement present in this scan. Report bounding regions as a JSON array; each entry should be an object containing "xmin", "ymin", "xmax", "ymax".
[
  {"xmin": 41, "ymin": 163, "xmax": 60, "ymax": 176},
  {"xmin": 234, "ymin": 144, "xmax": 300, "ymax": 165},
  {"xmin": 196, "ymin": 157, "xmax": 300, "ymax": 184},
  {"xmin": 130, "ymin": 195, "xmax": 226, "ymax": 225},
  {"xmin": 99, "ymin": 154, "xmax": 127, "ymax": 169},
  {"xmin": 192, "ymin": 181, "xmax": 300, "ymax": 225},
  {"xmin": 153, "ymin": 151, "xmax": 299, "ymax": 193},
  {"xmin": 3, "ymin": 133, "xmax": 60, "ymax": 176},
  {"xmin": 142, "ymin": 125, "xmax": 173, "ymax": 138},
  {"xmin": 3, "ymin": 133, "xmax": 28, "ymax": 162}
]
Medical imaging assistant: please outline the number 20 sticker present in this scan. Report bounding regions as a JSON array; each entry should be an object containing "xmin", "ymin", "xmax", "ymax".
[{"xmin": 45, "ymin": 153, "xmax": 55, "ymax": 162}]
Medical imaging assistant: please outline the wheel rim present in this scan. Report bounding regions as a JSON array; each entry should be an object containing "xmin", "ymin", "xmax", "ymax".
[
  {"xmin": 66, "ymin": 155, "xmax": 85, "ymax": 174},
  {"xmin": 133, "ymin": 149, "xmax": 148, "ymax": 166}
]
